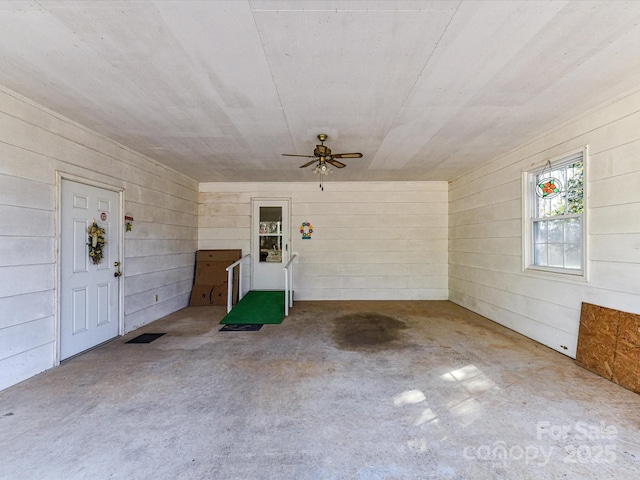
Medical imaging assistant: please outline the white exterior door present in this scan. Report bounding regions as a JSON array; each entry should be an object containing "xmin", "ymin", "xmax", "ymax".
[
  {"xmin": 251, "ymin": 199, "xmax": 290, "ymax": 290},
  {"xmin": 60, "ymin": 180, "xmax": 121, "ymax": 360}
]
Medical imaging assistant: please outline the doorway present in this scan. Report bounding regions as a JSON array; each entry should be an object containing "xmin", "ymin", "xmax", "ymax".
[
  {"xmin": 251, "ymin": 199, "xmax": 290, "ymax": 290},
  {"xmin": 59, "ymin": 179, "xmax": 121, "ymax": 360}
]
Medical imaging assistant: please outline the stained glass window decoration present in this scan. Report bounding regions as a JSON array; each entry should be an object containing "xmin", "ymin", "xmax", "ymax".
[{"xmin": 535, "ymin": 176, "xmax": 563, "ymax": 199}]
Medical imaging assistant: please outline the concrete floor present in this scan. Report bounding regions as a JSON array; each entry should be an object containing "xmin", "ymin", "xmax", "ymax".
[{"xmin": 1, "ymin": 301, "xmax": 639, "ymax": 479}]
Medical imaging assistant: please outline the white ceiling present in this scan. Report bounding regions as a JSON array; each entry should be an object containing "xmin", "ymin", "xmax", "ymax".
[{"xmin": 2, "ymin": 0, "xmax": 640, "ymax": 182}]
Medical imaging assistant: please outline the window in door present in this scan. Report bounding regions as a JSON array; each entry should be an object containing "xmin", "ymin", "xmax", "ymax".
[{"xmin": 259, "ymin": 206, "xmax": 283, "ymax": 263}]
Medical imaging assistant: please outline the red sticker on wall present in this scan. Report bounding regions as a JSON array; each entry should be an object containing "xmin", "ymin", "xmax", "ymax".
[{"xmin": 100, "ymin": 212, "xmax": 107, "ymax": 221}]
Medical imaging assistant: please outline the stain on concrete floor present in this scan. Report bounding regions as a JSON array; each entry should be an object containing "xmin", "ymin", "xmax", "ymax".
[
  {"xmin": 332, "ymin": 312, "xmax": 407, "ymax": 351},
  {"xmin": 3, "ymin": 301, "xmax": 640, "ymax": 479}
]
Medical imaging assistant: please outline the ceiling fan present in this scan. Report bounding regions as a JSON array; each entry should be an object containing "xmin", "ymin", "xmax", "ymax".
[{"xmin": 282, "ymin": 134, "xmax": 363, "ymax": 190}]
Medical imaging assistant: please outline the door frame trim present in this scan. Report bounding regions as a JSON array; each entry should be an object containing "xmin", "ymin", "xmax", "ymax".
[
  {"xmin": 250, "ymin": 197, "xmax": 291, "ymax": 290},
  {"xmin": 55, "ymin": 172, "xmax": 125, "ymax": 366}
]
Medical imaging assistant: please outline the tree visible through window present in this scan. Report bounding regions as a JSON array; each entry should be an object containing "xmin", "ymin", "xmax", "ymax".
[{"xmin": 529, "ymin": 152, "xmax": 585, "ymax": 274}]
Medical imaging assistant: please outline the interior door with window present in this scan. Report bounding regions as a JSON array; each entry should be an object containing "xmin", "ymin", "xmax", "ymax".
[
  {"xmin": 251, "ymin": 199, "xmax": 290, "ymax": 290},
  {"xmin": 60, "ymin": 179, "xmax": 121, "ymax": 360}
]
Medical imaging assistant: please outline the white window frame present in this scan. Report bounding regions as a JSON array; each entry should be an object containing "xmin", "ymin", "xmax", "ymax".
[{"xmin": 522, "ymin": 147, "xmax": 588, "ymax": 279}]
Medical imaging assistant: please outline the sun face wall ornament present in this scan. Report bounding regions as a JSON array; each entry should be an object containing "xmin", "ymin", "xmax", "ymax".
[{"xmin": 300, "ymin": 222, "xmax": 313, "ymax": 240}]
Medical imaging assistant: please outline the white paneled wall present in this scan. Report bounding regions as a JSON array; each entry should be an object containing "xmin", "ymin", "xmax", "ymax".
[
  {"xmin": 199, "ymin": 182, "xmax": 448, "ymax": 300},
  {"xmin": 449, "ymin": 90, "xmax": 640, "ymax": 358},
  {"xmin": 0, "ymin": 87, "xmax": 198, "ymax": 390}
]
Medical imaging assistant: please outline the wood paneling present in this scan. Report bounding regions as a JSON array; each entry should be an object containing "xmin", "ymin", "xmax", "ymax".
[
  {"xmin": 449, "ymin": 79, "xmax": 640, "ymax": 358},
  {"xmin": 199, "ymin": 181, "xmax": 448, "ymax": 301},
  {"xmin": 0, "ymin": 88, "xmax": 198, "ymax": 391}
]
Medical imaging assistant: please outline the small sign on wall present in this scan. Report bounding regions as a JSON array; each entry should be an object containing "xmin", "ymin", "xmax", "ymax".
[{"xmin": 300, "ymin": 221, "xmax": 313, "ymax": 240}]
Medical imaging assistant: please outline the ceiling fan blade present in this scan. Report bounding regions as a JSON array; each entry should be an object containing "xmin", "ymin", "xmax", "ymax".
[
  {"xmin": 332, "ymin": 152, "xmax": 363, "ymax": 159},
  {"xmin": 282, "ymin": 153, "xmax": 316, "ymax": 158},
  {"xmin": 326, "ymin": 159, "xmax": 346, "ymax": 168},
  {"xmin": 299, "ymin": 160, "xmax": 318, "ymax": 168}
]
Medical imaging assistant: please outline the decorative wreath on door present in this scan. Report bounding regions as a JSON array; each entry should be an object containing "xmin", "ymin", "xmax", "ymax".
[{"xmin": 87, "ymin": 220, "xmax": 106, "ymax": 265}]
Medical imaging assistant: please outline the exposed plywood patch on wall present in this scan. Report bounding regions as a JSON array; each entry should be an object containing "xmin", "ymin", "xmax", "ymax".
[
  {"xmin": 576, "ymin": 303, "xmax": 640, "ymax": 394},
  {"xmin": 575, "ymin": 303, "xmax": 618, "ymax": 379},
  {"xmin": 613, "ymin": 312, "xmax": 640, "ymax": 393}
]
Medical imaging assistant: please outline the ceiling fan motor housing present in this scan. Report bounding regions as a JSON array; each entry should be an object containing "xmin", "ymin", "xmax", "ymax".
[{"xmin": 314, "ymin": 144, "xmax": 331, "ymax": 157}]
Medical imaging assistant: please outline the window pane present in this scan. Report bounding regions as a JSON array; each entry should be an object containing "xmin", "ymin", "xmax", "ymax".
[
  {"xmin": 534, "ymin": 221, "xmax": 547, "ymax": 243},
  {"xmin": 548, "ymin": 220, "xmax": 563, "ymax": 243},
  {"xmin": 260, "ymin": 206, "xmax": 282, "ymax": 223},
  {"xmin": 564, "ymin": 244, "xmax": 581, "ymax": 269},
  {"xmin": 564, "ymin": 217, "xmax": 581, "ymax": 243},
  {"xmin": 549, "ymin": 244, "xmax": 564, "ymax": 267},
  {"xmin": 259, "ymin": 221, "xmax": 281, "ymax": 234},
  {"xmin": 534, "ymin": 244, "xmax": 548, "ymax": 266},
  {"xmin": 260, "ymin": 236, "xmax": 282, "ymax": 263},
  {"xmin": 566, "ymin": 163, "xmax": 584, "ymax": 214},
  {"xmin": 535, "ymin": 192, "xmax": 550, "ymax": 218}
]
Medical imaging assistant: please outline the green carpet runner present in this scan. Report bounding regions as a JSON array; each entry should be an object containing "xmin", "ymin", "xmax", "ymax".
[{"xmin": 220, "ymin": 290, "xmax": 285, "ymax": 325}]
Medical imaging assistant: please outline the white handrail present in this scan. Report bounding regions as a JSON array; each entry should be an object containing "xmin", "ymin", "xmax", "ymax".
[
  {"xmin": 283, "ymin": 254, "xmax": 297, "ymax": 316},
  {"xmin": 225, "ymin": 254, "xmax": 250, "ymax": 313}
]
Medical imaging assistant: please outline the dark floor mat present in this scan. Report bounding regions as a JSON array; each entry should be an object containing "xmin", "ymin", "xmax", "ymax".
[
  {"xmin": 219, "ymin": 324, "xmax": 263, "ymax": 332},
  {"xmin": 126, "ymin": 333, "xmax": 166, "ymax": 343}
]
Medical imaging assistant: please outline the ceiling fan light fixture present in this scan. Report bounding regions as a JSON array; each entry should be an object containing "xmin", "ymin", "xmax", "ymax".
[
  {"xmin": 313, "ymin": 162, "xmax": 332, "ymax": 191},
  {"xmin": 313, "ymin": 163, "xmax": 332, "ymax": 175}
]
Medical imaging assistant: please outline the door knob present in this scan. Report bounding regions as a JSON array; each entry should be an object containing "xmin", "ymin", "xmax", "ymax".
[{"xmin": 114, "ymin": 271, "xmax": 122, "ymax": 278}]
